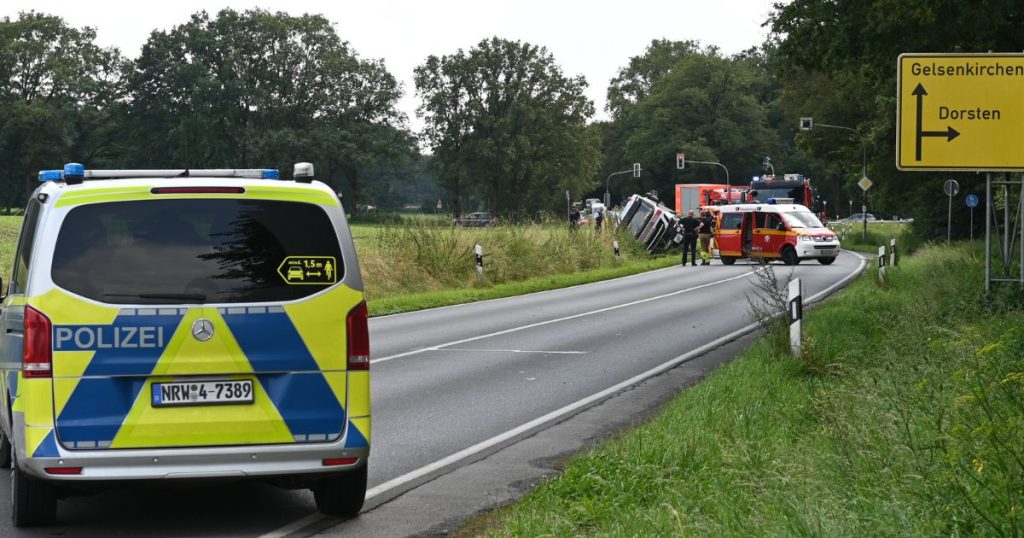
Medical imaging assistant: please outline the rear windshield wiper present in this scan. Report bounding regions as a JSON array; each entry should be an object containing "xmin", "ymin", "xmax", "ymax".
[{"xmin": 104, "ymin": 292, "xmax": 208, "ymax": 302}]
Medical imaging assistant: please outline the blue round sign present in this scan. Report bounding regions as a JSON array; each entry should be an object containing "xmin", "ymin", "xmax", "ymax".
[{"xmin": 965, "ymin": 194, "xmax": 979, "ymax": 208}]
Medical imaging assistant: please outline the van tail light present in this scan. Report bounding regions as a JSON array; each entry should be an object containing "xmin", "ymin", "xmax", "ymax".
[
  {"xmin": 23, "ymin": 306, "xmax": 53, "ymax": 378},
  {"xmin": 346, "ymin": 301, "xmax": 369, "ymax": 370}
]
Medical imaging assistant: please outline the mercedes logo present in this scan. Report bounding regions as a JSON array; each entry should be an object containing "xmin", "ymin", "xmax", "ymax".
[{"xmin": 191, "ymin": 318, "xmax": 214, "ymax": 341}]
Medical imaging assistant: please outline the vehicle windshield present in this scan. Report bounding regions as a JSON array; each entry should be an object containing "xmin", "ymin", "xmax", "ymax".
[
  {"xmin": 752, "ymin": 185, "xmax": 804, "ymax": 202},
  {"xmin": 52, "ymin": 199, "xmax": 343, "ymax": 304},
  {"xmin": 781, "ymin": 211, "xmax": 824, "ymax": 229}
]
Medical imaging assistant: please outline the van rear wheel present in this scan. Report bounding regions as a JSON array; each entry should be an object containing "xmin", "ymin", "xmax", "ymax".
[
  {"xmin": 720, "ymin": 256, "xmax": 737, "ymax": 265},
  {"xmin": 313, "ymin": 464, "xmax": 367, "ymax": 517},
  {"xmin": 0, "ymin": 429, "xmax": 11, "ymax": 468},
  {"xmin": 781, "ymin": 247, "xmax": 799, "ymax": 266},
  {"xmin": 11, "ymin": 452, "xmax": 57, "ymax": 527}
]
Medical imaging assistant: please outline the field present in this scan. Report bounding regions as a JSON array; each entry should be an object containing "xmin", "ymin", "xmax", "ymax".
[{"xmin": 0, "ymin": 216, "xmax": 21, "ymax": 285}]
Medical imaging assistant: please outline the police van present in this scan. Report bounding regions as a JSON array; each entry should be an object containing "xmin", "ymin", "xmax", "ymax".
[
  {"xmin": 713, "ymin": 203, "xmax": 841, "ymax": 265},
  {"xmin": 0, "ymin": 163, "xmax": 370, "ymax": 526}
]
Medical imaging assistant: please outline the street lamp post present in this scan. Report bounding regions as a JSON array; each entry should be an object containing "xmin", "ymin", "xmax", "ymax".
[
  {"xmin": 605, "ymin": 163, "xmax": 641, "ymax": 208},
  {"xmin": 800, "ymin": 118, "xmax": 866, "ymax": 179},
  {"xmin": 801, "ymin": 117, "xmax": 869, "ymax": 241},
  {"xmin": 685, "ymin": 160, "xmax": 730, "ymax": 188}
]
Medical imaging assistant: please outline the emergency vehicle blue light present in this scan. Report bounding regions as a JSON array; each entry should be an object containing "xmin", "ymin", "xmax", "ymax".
[
  {"xmin": 261, "ymin": 169, "xmax": 280, "ymax": 180},
  {"xmin": 63, "ymin": 163, "xmax": 85, "ymax": 178},
  {"xmin": 752, "ymin": 175, "xmax": 760, "ymax": 181},
  {"xmin": 38, "ymin": 170, "xmax": 63, "ymax": 181}
]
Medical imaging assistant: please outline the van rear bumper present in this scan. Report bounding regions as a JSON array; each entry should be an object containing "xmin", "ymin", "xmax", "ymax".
[{"xmin": 20, "ymin": 442, "xmax": 369, "ymax": 484}]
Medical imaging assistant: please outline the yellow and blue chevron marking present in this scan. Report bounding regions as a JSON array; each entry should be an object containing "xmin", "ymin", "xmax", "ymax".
[{"xmin": 19, "ymin": 286, "xmax": 369, "ymax": 454}]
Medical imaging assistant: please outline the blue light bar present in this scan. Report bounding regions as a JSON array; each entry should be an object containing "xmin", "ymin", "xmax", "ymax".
[
  {"xmin": 261, "ymin": 169, "xmax": 280, "ymax": 180},
  {"xmin": 64, "ymin": 163, "xmax": 85, "ymax": 178},
  {"xmin": 39, "ymin": 170, "xmax": 63, "ymax": 182}
]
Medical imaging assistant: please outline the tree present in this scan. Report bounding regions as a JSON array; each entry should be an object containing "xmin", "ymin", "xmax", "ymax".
[
  {"xmin": 416, "ymin": 37, "xmax": 602, "ymax": 219},
  {"xmin": 601, "ymin": 42, "xmax": 784, "ymax": 203},
  {"xmin": 0, "ymin": 12, "xmax": 125, "ymax": 209},
  {"xmin": 606, "ymin": 39, "xmax": 704, "ymax": 118},
  {"xmin": 768, "ymin": 0, "xmax": 1024, "ymax": 234},
  {"xmin": 125, "ymin": 9, "xmax": 412, "ymax": 212}
]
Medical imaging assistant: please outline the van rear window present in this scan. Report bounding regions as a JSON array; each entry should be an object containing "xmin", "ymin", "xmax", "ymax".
[{"xmin": 52, "ymin": 199, "xmax": 343, "ymax": 304}]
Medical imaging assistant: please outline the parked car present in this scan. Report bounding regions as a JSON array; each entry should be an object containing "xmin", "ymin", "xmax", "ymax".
[
  {"xmin": 454, "ymin": 212, "xmax": 497, "ymax": 227},
  {"xmin": 846, "ymin": 213, "xmax": 876, "ymax": 222}
]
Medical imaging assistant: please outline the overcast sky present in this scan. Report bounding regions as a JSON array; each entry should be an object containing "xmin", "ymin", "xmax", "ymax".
[{"xmin": 3, "ymin": 0, "xmax": 781, "ymax": 130}]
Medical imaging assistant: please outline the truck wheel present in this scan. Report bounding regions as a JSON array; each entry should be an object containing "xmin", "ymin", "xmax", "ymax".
[
  {"xmin": 11, "ymin": 452, "xmax": 57, "ymax": 527},
  {"xmin": 818, "ymin": 256, "xmax": 836, "ymax": 265},
  {"xmin": 0, "ymin": 429, "xmax": 10, "ymax": 468},
  {"xmin": 313, "ymin": 465, "xmax": 367, "ymax": 517},
  {"xmin": 781, "ymin": 247, "xmax": 799, "ymax": 266},
  {"xmin": 720, "ymin": 256, "xmax": 737, "ymax": 265}
]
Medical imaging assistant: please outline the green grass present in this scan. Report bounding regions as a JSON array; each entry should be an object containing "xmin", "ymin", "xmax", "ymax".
[
  {"xmin": 356, "ymin": 223, "xmax": 663, "ymax": 312},
  {"xmin": 474, "ymin": 243, "xmax": 1024, "ymax": 536},
  {"xmin": 828, "ymin": 220, "xmax": 918, "ymax": 253},
  {"xmin": 0, "ymin": 216, "xmax": 21, "ymax": 284},
  {"xmin": 368, "ymin": 256, "xmax": 678, "ymax": 316}
]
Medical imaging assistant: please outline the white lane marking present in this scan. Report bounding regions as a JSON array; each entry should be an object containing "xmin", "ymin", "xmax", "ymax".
[
  {"xmin": 371, "ymin": 270, "xmax": 762, "ymax": 365},
  {"xmin": 262, "ymin": 254, "xmax": 866, "ymax": 538},
  {"xmin": 439, "ymin": 348, "xmax": 588, "ymax": 355},
  {"xmin": 259, "ymin": 512, "xmax": 324, "ymax": 538}
]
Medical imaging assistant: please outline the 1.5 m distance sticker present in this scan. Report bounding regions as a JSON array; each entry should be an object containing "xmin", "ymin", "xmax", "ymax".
[{"xmin": 277, "ymin": 256, "xmax": 337, "ymax": 285}]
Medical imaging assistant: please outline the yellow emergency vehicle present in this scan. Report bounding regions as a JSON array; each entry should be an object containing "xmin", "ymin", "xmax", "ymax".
[{"xmin": 0, "ymin": 163, "xmax": 370, "ymax": 526}]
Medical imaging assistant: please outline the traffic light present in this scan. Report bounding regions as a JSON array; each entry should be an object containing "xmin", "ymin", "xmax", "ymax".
[
  {"xmin": 676, "ymin": 153, "xmax": 685, "ymax": 169},
  {"xmin": 799, "ymin": 117, "xmax": 813, "ymax": 131},
  {"xmin": 633, "ymin": 163, "xmax": 641, "ymax": 178}
]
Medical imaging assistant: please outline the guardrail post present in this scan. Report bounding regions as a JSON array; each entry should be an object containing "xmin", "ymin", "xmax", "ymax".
[
  {"xmin": 613, "ymin": 240, "xmax": 621, "ymax": 262},
  {"xmin": 890, "ymin": 238, "xmax": 897, "ymax": 267},
  {"xmin": 788, "ymin": 278, "xmax": 802, "ymax": 358},
  {"xmin": 878, "ymin": 245, "xmax": 887, "ymax": 284},
  {"xmin": 475, "ymin": 244, "xmax": 484, "ymax": 284}
]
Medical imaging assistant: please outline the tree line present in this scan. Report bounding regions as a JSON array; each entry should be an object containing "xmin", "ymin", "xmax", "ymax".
[{"xmin": 1, "ymin": 4, "xmax": 1021, "ymax": 235}]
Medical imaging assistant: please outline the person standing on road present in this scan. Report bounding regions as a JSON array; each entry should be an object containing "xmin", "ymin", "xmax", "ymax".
[
  {"xmin": 594, "ymin": 208, "xmax": 604, "ymax": 233},
  {"xmin": 698, "ymin": 209, "xmax": 714, "ymax": 265},
  {"xmin": 678, "ymin": 209, "xmax": 700, "ymax": 266}
]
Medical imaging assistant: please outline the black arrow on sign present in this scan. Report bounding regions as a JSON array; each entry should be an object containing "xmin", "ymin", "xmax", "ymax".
[{"xmin": 913, "ymin": 83, "xmax": 961, "ymax": 161}]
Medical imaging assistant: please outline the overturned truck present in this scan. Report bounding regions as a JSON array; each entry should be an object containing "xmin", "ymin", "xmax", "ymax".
[{"xmin": 616, "ymin": 194, "xmax": 680, "ymax": 253}]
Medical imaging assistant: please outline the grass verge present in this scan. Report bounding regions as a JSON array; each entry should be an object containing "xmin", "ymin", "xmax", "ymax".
[
  {"xmin": 368, "ymin": 255, "xmax": 677, "ymax": 316},
  {"xmin": 471, "ymin": 243, "xmax": 1023, "ymax": 536}
]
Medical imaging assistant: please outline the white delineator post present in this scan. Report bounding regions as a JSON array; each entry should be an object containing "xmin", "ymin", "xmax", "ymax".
[
  {"xmin": 878, "ymin": 245, "xmax": 887, "ymax": 283},
  {"xmin": 613, "ymin": 240, "xmax": 621, "ymax": 262},
  {"xmin": 788, "ymin": 278, "xmax": 802, "ymax": 358},
  {"xmin": 890, "ymin": 238, "xmax": 897, "ymax": 267},
  {"xmin": 475, "ymin": 244, "xmax": 484, "ymax": 284}
]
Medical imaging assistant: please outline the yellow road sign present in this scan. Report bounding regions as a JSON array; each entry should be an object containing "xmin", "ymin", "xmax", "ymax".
[{"xmin": 897, "ymin": 53, "xmax": 1024, "ymax": 171}]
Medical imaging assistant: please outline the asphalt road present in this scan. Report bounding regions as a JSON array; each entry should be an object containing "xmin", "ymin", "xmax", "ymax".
[{"xmin": 0, "ymin": 252, "xmax": 864, "ymax": 537}]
